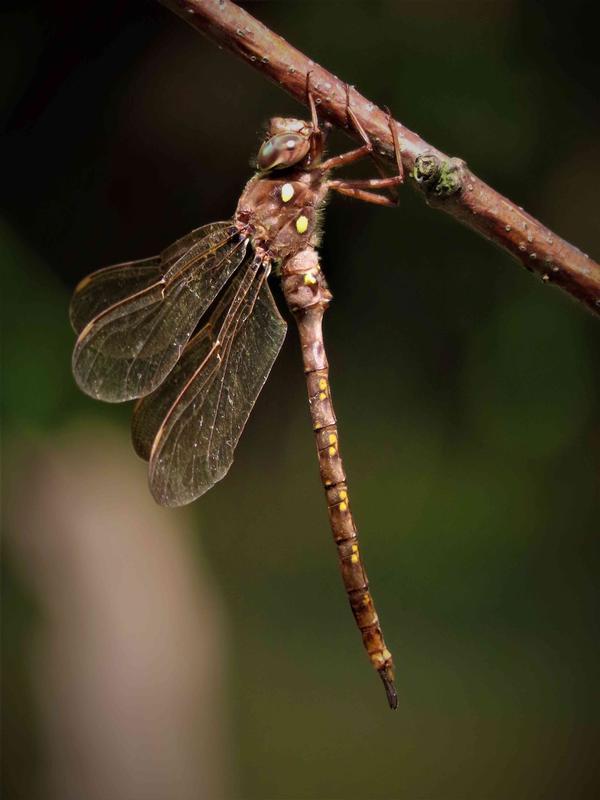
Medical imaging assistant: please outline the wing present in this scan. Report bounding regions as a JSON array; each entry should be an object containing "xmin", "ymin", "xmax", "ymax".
[
  {"xmin": 131, "ymin": 260, "xmax": 287, "ymax": 507},
  {"xmin": 130, "ymin": 265, "xmax": 241, "ymax": 462},
  {"xmin": 70, "ymin": 223, "xmax": 242, "ymax": 334},
  {"xmin": 71, "ymin": 222, "xmax": 248, "ymax": 403},
  {"xmin": 70, "ymin": 256, "xmax": 163, "ymax": 335}
]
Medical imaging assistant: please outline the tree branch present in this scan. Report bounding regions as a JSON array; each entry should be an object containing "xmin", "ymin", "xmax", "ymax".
[{"xmin": 159, "ymin": 0, "xmax": 600, "ymax": 316}]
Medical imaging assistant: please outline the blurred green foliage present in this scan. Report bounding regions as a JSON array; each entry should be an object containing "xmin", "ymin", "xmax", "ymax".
[{"xmin": 2, "ymin": 1, "xmax": 599, "ymax": 798}]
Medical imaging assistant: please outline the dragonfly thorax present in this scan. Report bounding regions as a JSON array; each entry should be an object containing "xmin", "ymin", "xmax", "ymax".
[{"xmin": 236, "ymin": 168, "xmax": 328, "ymax": 261}]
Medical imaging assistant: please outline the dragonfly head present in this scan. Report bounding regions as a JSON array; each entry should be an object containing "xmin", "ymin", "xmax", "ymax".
[{"xmin": 257, "ymin": 117, "xmax": 320, "ymax": 171}]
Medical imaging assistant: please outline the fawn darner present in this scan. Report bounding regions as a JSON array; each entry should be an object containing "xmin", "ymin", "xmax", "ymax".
[{"xmin": 70, "ymin": 85, "xmax": 404, "ymax": 709}]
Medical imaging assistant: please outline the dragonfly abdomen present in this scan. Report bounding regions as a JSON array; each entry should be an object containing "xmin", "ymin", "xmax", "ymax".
[{"xmin": 281, "ymin": 249, "xmax": 398, "ymax": 709}]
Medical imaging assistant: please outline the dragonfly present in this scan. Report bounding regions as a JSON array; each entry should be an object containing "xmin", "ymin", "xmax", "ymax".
[{"xmin": 70, "ymin": 82, "xmax": 404, "ymax": 709}]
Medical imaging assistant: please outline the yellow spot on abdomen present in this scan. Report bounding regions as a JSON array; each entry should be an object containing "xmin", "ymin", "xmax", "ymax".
[
  {"xmin": 328, "ymin": 433, "xmax": 337, "ymax": 444},
  {"xmin": 339, "ymin": 489, "xmax": 347, "ymax": 500},
  {"xmin": 351, "ymin": 554, "xmax": 359, "ymax": 564},
  {"xmin": 281, "ymin": 182, "xmax": 294, "ymax": 202},
  {"xmin": 303, "ymin": 272, "xmax": 317, "ymax": 285},
  {"xmin": 339, "ymin": 502, "xmax": 347, "ymax": 512},
  {"xmin": 328, "ymin": 445, "xmax": 336, "ymax": 455},
  {"xmin": 382, "ymin": 648, "xmax": 392, "ymax": 661},
  {"xmin": 318, "ymin": 378, "xmax": 327, "ymax": 390},
  {"xmin": 296, "ymin": 214, "xmax": 309, "ymax": 234}
]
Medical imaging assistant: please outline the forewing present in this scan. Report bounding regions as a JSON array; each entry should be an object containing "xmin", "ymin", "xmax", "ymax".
[
  {"xmin": 70, "ymin": 256, "xmax": 163, "ymax": 334},
  {"xmin": 70, "ymin": 222, "xmax": 234, "ymax": 335},
  {"xmin": 72, "ymin": 222, "xmax": 247, "ymax": 402},
  {"xmin": 139, "ymin": 274, "xmax": 286, "ymax": 507}
]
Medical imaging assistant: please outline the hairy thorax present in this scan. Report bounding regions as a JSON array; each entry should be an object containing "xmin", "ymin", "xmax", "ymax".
[{"xmin": 235, "ymin": 167, "xmax": 329, "ymax": 263}]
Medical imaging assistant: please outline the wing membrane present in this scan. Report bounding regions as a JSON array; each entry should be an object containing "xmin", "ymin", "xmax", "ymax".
[
  {"xmin": 70, "ymin": 222, "xmax": 237, "ymax": 334},
  {"xmin": 131, "ymin": 267, "xmax": 242, "ymax": 461},
  {"xmin": 133, "ymin": 261, "xmax": 287, "ymax": 507},
  {"xmin": 71, "ymin": 222, "xmax": 248, "ymax": 402},
  {"xmin": 70, "ymin": 256, "xmax": 163, "ymax": 335}
]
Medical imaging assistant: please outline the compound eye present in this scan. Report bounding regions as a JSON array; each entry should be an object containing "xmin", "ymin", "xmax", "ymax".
[{"xmin": 257, "ymin": 133, "xmax": 310, "ymax": 171}]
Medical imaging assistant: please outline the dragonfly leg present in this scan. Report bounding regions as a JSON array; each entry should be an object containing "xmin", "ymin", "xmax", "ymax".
[
  {"xmin": 281, "ymin": 247, "xmax": 398, "ymax": 710},
  {"xmin": 345, "ymin": 83, "xmax": 373, "ymax": 149},
  {"xmin": 319, "ymin": 144, "xmax": 373, "ymax": 173},
  {"xmin": 327, "ymin": 176, "xmax": 402, "ymax": 191},
  {"xmin": 385, "ymin": 105, "xmax": 405, "ymax": 186},
  {"xmin": 306, "ymin": 70, "xmax": 320, "ymax": 131},
  {"xmin": 371, "ymin": 106, "xmax": 404, "ymax": 206},
  {"xmin": 345, "ymin": 95, "xmax": 404, "ymax": 203},
  {"xmin": 318, "ymin": 83, "xmax": 373, "ymax": 171},
  {"xmin": 327, "ymin": 183, "xmax": 398, "ymax": 207},
  {"xmin": 306, "ymin": 71, "xmax": 327, "ymax": 165},
  {"xmin": 320, "ymin": 86, "xmax": 404, "ymax": 206}
]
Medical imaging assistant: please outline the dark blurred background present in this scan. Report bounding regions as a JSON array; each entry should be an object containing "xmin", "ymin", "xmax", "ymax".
[{"xmin": 2, "ymin": 1, "xmax": 599, "ymax": 798}]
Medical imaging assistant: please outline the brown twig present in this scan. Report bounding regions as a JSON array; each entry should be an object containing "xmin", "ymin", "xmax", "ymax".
[{"xmin": 159, "ymin": 0, "xmax": 600, "ymax": 316}]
